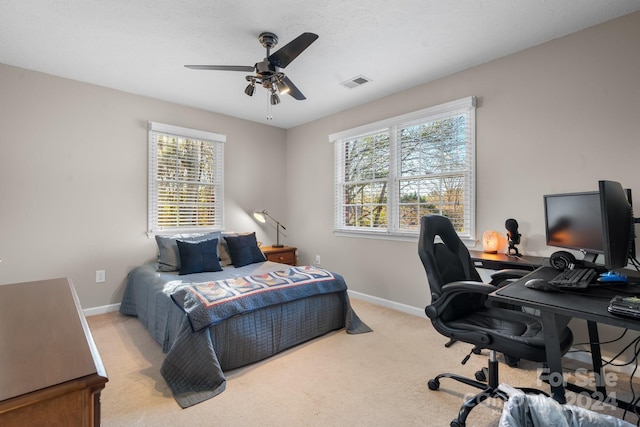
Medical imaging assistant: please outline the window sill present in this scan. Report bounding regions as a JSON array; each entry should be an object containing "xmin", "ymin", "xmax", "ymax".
[{"xmin": 333, "ymin": 229, "xmax": 478, "ymax": 248}]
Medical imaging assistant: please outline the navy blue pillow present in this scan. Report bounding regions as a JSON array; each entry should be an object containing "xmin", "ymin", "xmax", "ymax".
[
  {"xmin": 224, "ymin": 232, "xmax": 267, "ymax": 267},
  {"xmin": 176, "ymin": 238, "xmax": 223, "ymax": 275}
]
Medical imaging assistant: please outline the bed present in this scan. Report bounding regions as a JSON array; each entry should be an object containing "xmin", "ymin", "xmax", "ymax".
[{"xmin": 119, "ymin": 232, "xmax": 371, "ymax": 408}]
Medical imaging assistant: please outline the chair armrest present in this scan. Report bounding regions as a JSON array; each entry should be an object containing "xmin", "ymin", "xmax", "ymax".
[
  {"xmin": 440, "ymin": 281, "xmax": 497, "ymax": 295},
  {"xmin": 490, "ymin": 269, "xmax": 528, "ymax": 286},
  {"xmin": 426, "ymin": 281, "xmax": 495, "ymax": 319}
]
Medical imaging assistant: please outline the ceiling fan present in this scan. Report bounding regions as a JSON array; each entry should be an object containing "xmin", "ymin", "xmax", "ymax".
[{"xmin": 185, "ymin": 32, "xmax": 318, "ymax": 105}]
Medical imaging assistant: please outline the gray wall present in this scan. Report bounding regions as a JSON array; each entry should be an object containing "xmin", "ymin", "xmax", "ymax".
[
  {"xmin": 287, "ymin": 12, "xmax": 640, "ymax": 311},
  {"xmin": 0, "ymin": 66, "xmax": 287, "ymax": 308}
]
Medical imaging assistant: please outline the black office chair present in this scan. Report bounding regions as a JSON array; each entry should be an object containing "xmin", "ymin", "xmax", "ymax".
[{"xmin": 418, "ymin": 215, "xmax": 574, "ymax": 427}]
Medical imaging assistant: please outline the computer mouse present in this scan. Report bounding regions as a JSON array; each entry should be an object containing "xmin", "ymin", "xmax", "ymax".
[{"xmin": 524, "ymin": 278, "xmax": 559, "ymax": 292}]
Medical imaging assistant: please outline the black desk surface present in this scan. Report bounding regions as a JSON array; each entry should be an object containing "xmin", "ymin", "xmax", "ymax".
[
  {"xmin": 491, "ymin": 266, "xmax": 640, "ymax": 331},
  {"xmin": 469, "ymin": 250, "xmax": 545, "ymax": 271}
]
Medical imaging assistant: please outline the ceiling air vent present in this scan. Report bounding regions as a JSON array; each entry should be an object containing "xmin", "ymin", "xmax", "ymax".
[{"xmin": 340, "ymin": 75, "xmax": 372, "ymax": 89}]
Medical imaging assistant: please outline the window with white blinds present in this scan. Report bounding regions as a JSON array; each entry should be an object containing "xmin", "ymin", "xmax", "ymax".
[
  {"xmin": 330, "ymin": 97, "xmax": 476, "ymax": 242},
  {"xmin": 148, "ymin": 122, "xmax": 226, "ymax": 236}
]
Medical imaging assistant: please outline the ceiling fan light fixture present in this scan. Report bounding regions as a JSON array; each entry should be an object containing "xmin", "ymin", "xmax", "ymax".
[
  {"xmin": 244, "ymin": 76, "xmax": 256, "ymax": 96},
  {"xmin": 244, "ymin": 82, "xmax": 255, "ymax": 96},
  {"xmin": 276, "ymin": 79, "xmax": 290, "ymax": 95},
  {"xmin": 270, "ymin": 92, "xmax": 280, "ymax": 105}
]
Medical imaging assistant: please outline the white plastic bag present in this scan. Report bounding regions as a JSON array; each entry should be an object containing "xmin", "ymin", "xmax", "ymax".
[{"xmin": 499, "ymin": 394, "xmax": 634, "ymax": 427}]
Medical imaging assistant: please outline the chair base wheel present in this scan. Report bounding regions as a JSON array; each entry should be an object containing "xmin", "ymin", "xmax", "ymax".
[
  {"xmin": 428, "ymin": 379, "xmax": 440, "ymax": 390},
  {"xmin": 474, "ymin": 369, "xmax": 486, "ymax": 382},
  {"xmin": 450, "ymin": 420, "xmax": 464, "ymax": 427}
]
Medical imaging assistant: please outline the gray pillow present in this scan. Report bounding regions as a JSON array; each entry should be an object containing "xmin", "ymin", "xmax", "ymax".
[
  {"xmin": 155, "ymin": 232, "xmax": 220, "ymax": 271},
  {"xmin": 218, "ymin": 232, "xmax": 235, "ymax": 266}
]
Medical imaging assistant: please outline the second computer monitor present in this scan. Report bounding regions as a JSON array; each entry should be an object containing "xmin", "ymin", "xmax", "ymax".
[{"xmin": 599, "ymin": 180, "xmax": 633, "ymax": 270}]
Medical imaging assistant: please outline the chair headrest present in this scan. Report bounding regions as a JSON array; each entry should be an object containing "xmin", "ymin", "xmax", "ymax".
[
  {"xmin": 418, "ymin": 214, "xmax": 480, "ymax": 287},
  {"xmin": 420, "ymin": 215, "xmax": 462, "ymax": 253}
]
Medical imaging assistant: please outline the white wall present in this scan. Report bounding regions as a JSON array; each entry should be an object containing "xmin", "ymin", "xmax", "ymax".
[
  {"xmin": 286, "ymin": 13, "xmax": 640, "ymax": 314},
  {"xmin": 0, "ymin": 65, "xmax": 287, "ymax": 308}
]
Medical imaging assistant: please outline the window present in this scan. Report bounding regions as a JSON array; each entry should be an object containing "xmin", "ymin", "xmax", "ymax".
[
  {"xmin": 331, "ymin": 97, "xmax": 476, "ymax": 242},
  {"xmin": 148, "ymin": 122, "xmax": 225, "ymax": 236}
]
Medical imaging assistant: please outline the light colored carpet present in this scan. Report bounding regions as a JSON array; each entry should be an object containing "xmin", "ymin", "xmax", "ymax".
[{"xmin": 87, "ymin": 299, "xmax": 639, "ymax": 426}]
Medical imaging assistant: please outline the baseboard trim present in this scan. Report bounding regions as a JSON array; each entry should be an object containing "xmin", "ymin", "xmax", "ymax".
[
  {"xmin": 347, "ymin": 290, "xmax": 424, "ymax": 317},
  {"xmin": 84, "ymin": 303, "xmax": 120, "ymax": 317}
]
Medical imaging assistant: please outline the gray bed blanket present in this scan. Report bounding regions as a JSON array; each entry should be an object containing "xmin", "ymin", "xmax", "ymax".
[{"xmin": 120, "ymin": 262, "xmax": 371, "ymax": 408}]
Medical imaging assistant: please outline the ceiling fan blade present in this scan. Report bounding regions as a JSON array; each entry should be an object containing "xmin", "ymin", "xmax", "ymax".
[
  {"xmin": 184, "ymin": 65, "xmax": 255, "ymax": 72},
  {"xmin": 268, "ymin": 33, "xmax": 318, "ymax": 68},
  {"xmin": 282, "ymin": 76, "xmax": 306, "ymax": 100}
]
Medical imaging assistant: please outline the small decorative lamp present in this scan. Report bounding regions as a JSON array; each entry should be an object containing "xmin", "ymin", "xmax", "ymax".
[
  {"xmin": 253, "ymin": 209, "xmax": 286, "ymax": 248},
  {"xmin": 482, "ymin": 230, "xmax": 500, "ymax": 254}
]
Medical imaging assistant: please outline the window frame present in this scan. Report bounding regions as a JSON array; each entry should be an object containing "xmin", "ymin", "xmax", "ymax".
[
  {"xmin": 330, "ymin": 97, "xmax": 476, "ymax": 244},
  {"xmin": 147, "ymin": 121, "xmax": 226, "ymax": 237}
]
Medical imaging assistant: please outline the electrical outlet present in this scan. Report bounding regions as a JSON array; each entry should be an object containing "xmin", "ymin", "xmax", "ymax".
[
  {"xmin": 96, "ymin": 270, "xmax": 106, "ymax": 283},
  {"xmin": 314, "ymin": 255, "xmax": 321, "ymax": 266}
]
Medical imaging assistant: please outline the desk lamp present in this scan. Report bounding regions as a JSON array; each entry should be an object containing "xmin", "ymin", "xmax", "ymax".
[{"xmin": 253, "ymin": 210, "xmax": 286, "ymax": 248}]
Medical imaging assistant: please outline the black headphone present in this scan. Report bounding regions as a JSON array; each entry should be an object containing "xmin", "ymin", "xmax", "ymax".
[{"xmin": 549, "ymin": 251, "xmax": 577, "ymax": 271}]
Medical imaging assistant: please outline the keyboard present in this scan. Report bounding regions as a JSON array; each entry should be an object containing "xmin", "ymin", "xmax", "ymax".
[{"xmin": 549, "ymin": 267, "xmax": 598, "ymax": 289}]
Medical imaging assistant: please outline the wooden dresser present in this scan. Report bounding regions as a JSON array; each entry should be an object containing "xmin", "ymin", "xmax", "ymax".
[{"xmin": 0, "ymin": 278, "xmax": 108, "ymax": 426}]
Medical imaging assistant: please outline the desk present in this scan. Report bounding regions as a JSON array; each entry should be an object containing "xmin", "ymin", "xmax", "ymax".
[
  {"xmin": 489, "ymin": 266, "xmax": 640, "ymax": 409},
  {"xmin": 469, "ymin": 250, "xmax": 544, "ymax": 271}
]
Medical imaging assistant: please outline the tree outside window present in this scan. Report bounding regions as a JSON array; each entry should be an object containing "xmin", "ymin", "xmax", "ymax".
[
  {"xmin": 332, "ymin": 97, "xmax": 475, "ymax": 240},
  {"xmin": 148, "ymin": 122, "xmax": 225, "ymax": 236}
]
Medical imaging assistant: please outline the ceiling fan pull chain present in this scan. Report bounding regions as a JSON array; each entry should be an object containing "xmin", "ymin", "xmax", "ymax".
[{"xmin": 266, "ymin": 92, "xmax": 273, "ymax": 121}]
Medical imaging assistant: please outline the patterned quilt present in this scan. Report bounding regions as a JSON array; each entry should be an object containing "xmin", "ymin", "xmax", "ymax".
[{"xmin": 171, "ymin": 266, "xmax": 347, "ymax": 332}]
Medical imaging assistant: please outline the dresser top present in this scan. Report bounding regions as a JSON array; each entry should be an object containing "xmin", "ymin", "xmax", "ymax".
[{"xmin": 0, "ymin": 278, "xmax": 105, "ymax": 402}]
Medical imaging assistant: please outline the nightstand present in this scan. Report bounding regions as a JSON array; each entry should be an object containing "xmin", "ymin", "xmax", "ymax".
[{"xmin": 261, "ymin": 245, "xmax": 297, "ymax": 266}]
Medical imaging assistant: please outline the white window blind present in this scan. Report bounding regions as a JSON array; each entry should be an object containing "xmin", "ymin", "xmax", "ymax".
[
  {"xmin": 331, "ymin": 97, "xmax": 476, "ymax": 241},
  {"xmin": 148, "ymin": 122, "xmax": 226, "ymax": 235}
]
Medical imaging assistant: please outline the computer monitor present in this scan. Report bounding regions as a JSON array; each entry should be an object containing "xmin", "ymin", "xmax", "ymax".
[
  {"xmin": 599, "ymin": 180, "xmax": 634, "ymax": 270},
  {"xmin": 544, "ymin": 191, "xmax": 604, "ymax": 264},
  {"xmin": 544, "ymin": 182, "xmax": 635, "ymax": 270}
]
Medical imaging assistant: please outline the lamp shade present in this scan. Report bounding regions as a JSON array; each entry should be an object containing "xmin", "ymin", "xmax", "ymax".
[
  {"xmin": 253, "ymin": 211, "xmax": 267, "ymax": 223},
  {"xmin": 253, "ymin": 209, "xmax": 285, "ymax": 247}
]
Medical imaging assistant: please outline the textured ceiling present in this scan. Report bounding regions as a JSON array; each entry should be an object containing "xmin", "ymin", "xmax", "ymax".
[{"xmin": 1, "ymin": 0, "xmax": 639, "ymax": 128}]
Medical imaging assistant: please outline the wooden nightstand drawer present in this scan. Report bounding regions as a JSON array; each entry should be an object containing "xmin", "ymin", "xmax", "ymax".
[
  {"xmin": 265, "ymin": 251, "xmax": 296, "ymax": 265},
  {"xmin": 261, "ymin": 246, "xmax": 297, "ymax": 266}
]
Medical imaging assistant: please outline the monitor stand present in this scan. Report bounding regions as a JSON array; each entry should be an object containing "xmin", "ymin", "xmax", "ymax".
[
  {"xmin": 580, "ymin": 251, "xmax": 604, "ymax": 271},
  {"xmin": 582, "ymin": 252, "xmax": 599, "ymax": 264}
]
